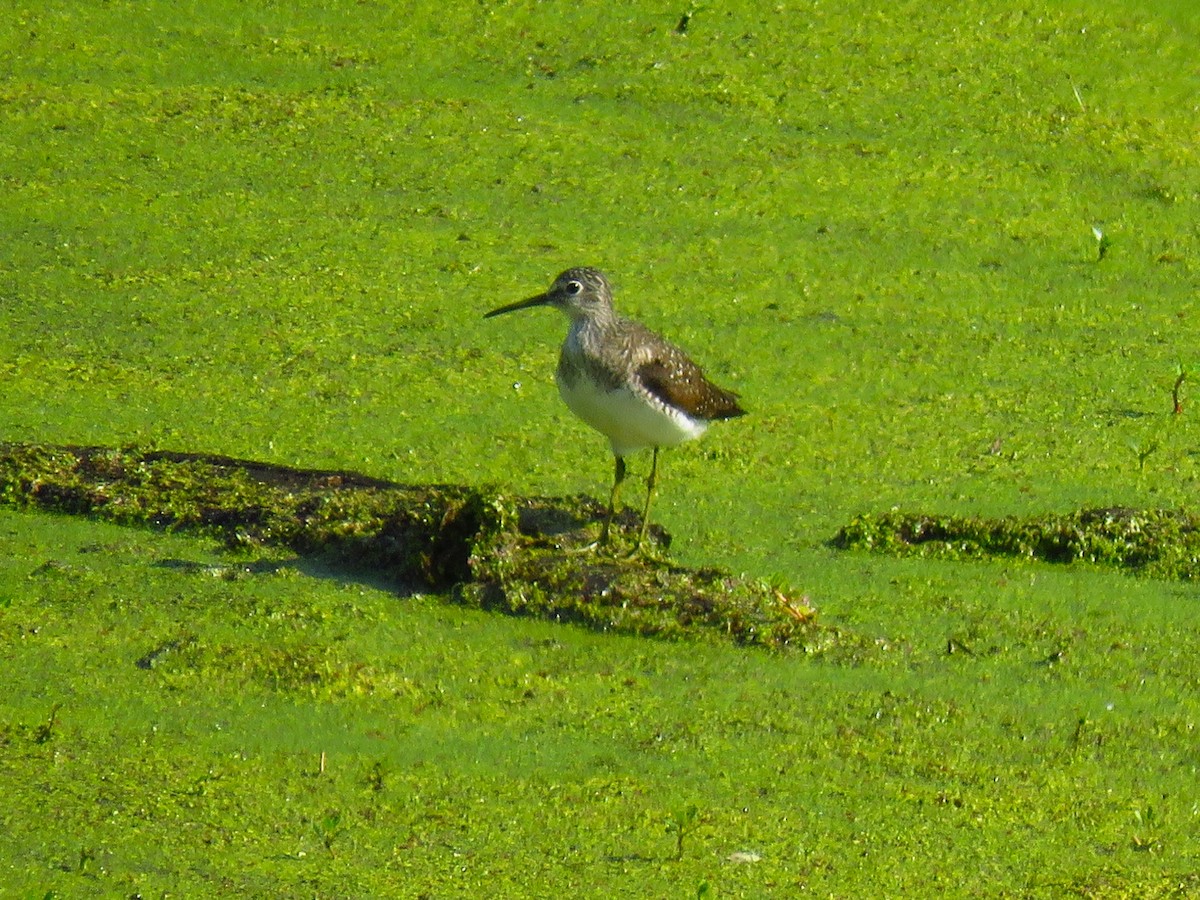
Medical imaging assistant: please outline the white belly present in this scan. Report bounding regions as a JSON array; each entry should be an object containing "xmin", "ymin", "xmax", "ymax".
[{"xmin": 556, "ymin": 370, "xmax": 706, "ymax": 458}]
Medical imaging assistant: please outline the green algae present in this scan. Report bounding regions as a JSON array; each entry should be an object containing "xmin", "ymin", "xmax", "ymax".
[
  {"xmin": 833, "ymin": 506, "xmax": 1200, "ymax": 580},
  {"xmin": 0, "ymin": 442, "xmax": 823, "ymax": 650},
  {"xmin": 3, "ymin": 1, "xmax": 1200, "ymax": 896}
]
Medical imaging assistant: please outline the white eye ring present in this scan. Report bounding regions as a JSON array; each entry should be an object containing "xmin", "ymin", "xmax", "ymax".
[{"xmin": 565, "ymin": 280, "xmax": 583, "ymax": 295}]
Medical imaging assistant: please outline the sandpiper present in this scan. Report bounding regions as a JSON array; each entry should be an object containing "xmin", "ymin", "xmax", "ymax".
[{"xmin": 485, "ymin": 267, "xmax": 744, "ymax": 552}]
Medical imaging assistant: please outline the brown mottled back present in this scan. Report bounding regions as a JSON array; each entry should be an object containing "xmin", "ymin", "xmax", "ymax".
[{"xmin": 636, "ymin": 353, "xmax": 744, "ymax": 421}]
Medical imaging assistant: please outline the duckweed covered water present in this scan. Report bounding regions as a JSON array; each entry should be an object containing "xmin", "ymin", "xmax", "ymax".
[{"xmin": 3, "ymin": 1, "xmax": 1199, "ymax": 895}]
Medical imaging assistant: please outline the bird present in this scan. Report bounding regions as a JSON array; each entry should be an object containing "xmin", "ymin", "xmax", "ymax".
[{"xmin": 484, "ymin": 267, "xmax": 745, "ymax": 553}]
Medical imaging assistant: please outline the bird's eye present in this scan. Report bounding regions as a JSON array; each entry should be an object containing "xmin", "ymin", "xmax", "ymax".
[{"xmin": 565, "ymin": 280, "xmax": 583, "ymax": 295}]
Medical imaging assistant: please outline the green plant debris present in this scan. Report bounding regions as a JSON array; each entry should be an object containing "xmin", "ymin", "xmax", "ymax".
[
  {"xmin": 0, "ymin": 442, "xmax": 822, "ymax": 650},
  {"xmin": 832, "ymin": 507, "xmax": 1200, "ymax": 580},
  {"xmin": 3, "ymin": 2, "xmax": 1199, "ymax": 895},
  {"xmin": 667, "ymin": 802, "xmax": 700, "ymax": 861}
]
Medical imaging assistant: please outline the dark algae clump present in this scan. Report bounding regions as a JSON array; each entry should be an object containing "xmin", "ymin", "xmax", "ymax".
[
  {"xmin": 0, "ymin": 442, "xmax": 822, "ymax": 651},
  {"xmin": 833, "ymin": 507, "xmax": 1200, "ymax": 580}
]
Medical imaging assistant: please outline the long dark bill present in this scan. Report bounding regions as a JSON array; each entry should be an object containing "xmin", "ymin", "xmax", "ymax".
[{"xmin": 483, "ymin": 292, "xmax": 554, "ymax": 319}]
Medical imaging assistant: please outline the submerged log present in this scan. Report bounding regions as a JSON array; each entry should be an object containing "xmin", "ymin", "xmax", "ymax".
[{"xmin": 0, "ymin": 443, "xmax": 824, "ymax": 651}]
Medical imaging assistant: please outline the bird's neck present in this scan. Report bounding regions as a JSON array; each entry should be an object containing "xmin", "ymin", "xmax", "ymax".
[{"xmin": 565, "ymin": 307, "xmax": 617, "ymax": 348}]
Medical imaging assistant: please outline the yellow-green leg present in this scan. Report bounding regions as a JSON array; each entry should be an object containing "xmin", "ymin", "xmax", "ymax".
[
  {"xmin": 631, "ymin": 447, "xmax": 660, "ymax": 554},
  {"xmin": 599, "ymin": 455, "xmax": 627, "ymax": 547}
]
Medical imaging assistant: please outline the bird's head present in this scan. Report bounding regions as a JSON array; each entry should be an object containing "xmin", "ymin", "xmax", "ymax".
[{"xmin": 485, "ymin": 267, "xmax": 614, "ymax": 322}]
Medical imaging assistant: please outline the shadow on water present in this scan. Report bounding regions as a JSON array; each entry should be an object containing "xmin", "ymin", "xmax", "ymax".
[{"xmin": 152, "ymin": 554, "xmax": 427, "ymax": 597}]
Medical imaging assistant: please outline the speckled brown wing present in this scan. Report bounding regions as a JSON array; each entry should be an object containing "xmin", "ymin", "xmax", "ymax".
[{"xmin": 632, "ymin": 328, "xmax": 745, "ymax": 422}]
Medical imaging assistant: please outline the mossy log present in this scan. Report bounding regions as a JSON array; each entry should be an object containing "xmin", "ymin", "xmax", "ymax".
[{"xmin": 0, "ymin": 443, "xmax": 823, "ymax": 651}]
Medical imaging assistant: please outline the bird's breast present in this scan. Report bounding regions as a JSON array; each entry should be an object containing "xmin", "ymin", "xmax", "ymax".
[{"xmin": 555, "ymin": 344, "xmax": 706, "ymax": 457}]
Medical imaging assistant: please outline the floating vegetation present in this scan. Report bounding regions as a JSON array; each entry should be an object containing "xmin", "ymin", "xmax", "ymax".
[
  {"xmin": 0, "ymin": 443, "xmax": 825, "ymax": 651},
  {"xmin": 832, "ymin": 507, "xmax": 1200, "ymax": 580}
]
